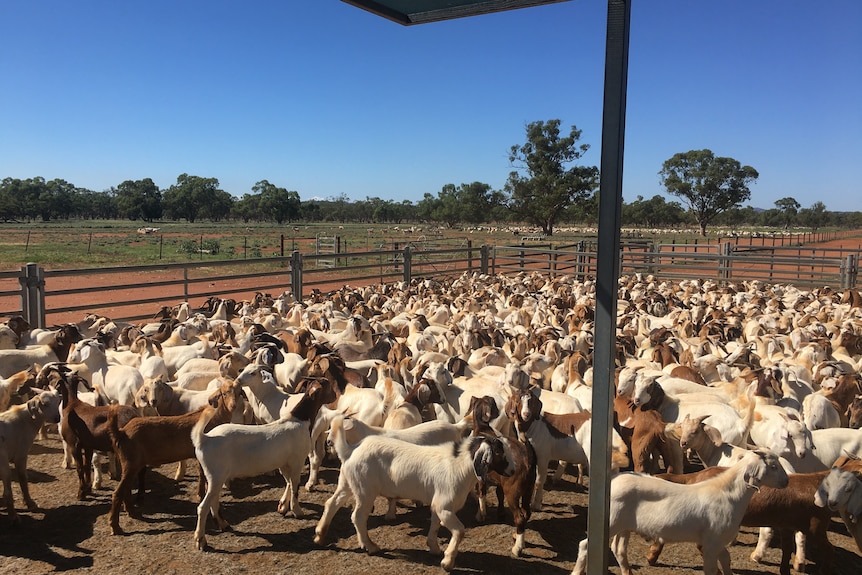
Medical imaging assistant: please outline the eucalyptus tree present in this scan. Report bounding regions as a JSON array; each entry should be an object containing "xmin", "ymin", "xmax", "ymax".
[{"xmin": 659, "ymin": 149, "xmax": 759, "ymax": 236}]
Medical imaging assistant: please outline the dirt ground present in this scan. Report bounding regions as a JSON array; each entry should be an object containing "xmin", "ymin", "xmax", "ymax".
[{"xmin": 2, "ymin": 434, "xmax": 861, "ymax": 575}]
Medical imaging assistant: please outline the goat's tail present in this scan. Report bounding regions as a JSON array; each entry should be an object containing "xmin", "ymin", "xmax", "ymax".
[
  {"xmin": 329, "ymin": 415, "xmax": 358, "ymax": 463},
  {"xmin": 191, "ymin": 405, "xmax": 218, "ymax": 451},
  {"xmin": 105, "ymin": 405, "xmax": 125, "ymax": 452},
  {"xmin": 739, "ymin": 382, "xmax": 758, "ymax": 440}
]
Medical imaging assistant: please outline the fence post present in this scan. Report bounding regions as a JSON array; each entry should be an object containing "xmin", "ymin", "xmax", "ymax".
[
  {"xmin": 480, "ymin": 245, "xmax": 489, "ymax": 275},
  {"xmin": 402, "ymin": 246, "xmax": 412, "ymax": 284},
  {"xmin": 19, "ymin": 263, "xmax": 46, "ymax": 329},
  {"xmin": 467, "ymin": 240, "xmax": 473, "ymax": 273},
  {"xmin": 291, "ymin": 250, "xmax": 303, "ymax": 300},
  {"xmin": 183, "ymin": 266, "xmax": 189, "ymax": 302},
  {"xmin": 845, "ymin": 254, "xmax": 858, "ymax": 289},
  {"xmin": 719, "ymin": 242, "xmax": 733, "ymax": 282}
]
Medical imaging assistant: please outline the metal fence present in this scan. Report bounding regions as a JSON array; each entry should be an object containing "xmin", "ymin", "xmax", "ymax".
[{"xmin": 1, "ymin": 239, "xmax": 859, "ymax": 330}]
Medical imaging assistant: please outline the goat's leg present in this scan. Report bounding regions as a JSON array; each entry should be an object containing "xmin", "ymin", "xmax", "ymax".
[
  {"xmin": 314, "ymin": 480, "xmax": 352, "ymax": 544},
  {"xmin": 808, "ymin": 519, "xmax": 833, "ymax": 575},
  {"xmin": 551, "ymin": 460, "xmax": 567, "ymax": 483},
  {"xmin": 792, "ymin": 530, "xmax": 807, "ymax": 573},
  {"xmin": 751, "ymin": 526, "xmax": 773, "ymax": 563},
  {"xmin": 777, "ymin": 528, "xmax": 794, "ymax": 575},
  {"xmin": 60, "ymin": 437, "xmax": 74, "ymax": 469},
  {"xmin": 647, "ymin": 539, "xmax": 665, "ymax": 565},
  {"xmin": 426, "ymin": 508, "xmax": 443, "ymax": 556},
  {"xmin": 699, "ymin": 542, "xmax": 724, "ymax": 575},
  {"xmin": 315, "ymin": 480, "xmax": 352, "ymax": 543},
  {"xmin": 304, "ymin": 431, "xmax": 326, "ymax": 491},
  {"xmin": 571, "ymin": 538, "xmax": 589, "ymax": 575},
  {"xmin": 174, "ymin": 459, "xmax": 187, "ymax": 481},
  {"xmin": 14, "ymin": 458, "xmax": 37, "ymax": 511},
  {"xmin": 73, "ymin": 448, "xmax": 89, "ymax": 500},
  {"xmin": 505, "ymin": 485, "xmax": 529, "ymax": 557},
  {"xmin": 351, "ymin": 497, "xmax": 380, "ymax": 555},
  {"xmin": 90, "ymin": 451, "xmax": 102, "ymax": 491},
  {"xmin": 474, "ymin": 480, "xmax": 488, "ymax": 522},
  {"xmin": 611, "ymin": 533, "xmax": 632, "ymax": 575},
  {"xmin": 531, "ymin": 461, "xmax": 549, "ymax": 510},
  {"xmin": 278, "ymin": 466, "xmax": 303, "ymax": 518},
  {"xmin": 437, "ymin": 507, "xmax": 464, "ymax": 571},
  {"xmin": 110, "ymin": 470, "xmax": 137, "ymax": 535},
  {"xmin": 1, "ymin": 463, "xmax": 19, "ymax": 524},
  {"xmin": 384, "ymin": 497, "xmax": 399, "ymax": 521}
]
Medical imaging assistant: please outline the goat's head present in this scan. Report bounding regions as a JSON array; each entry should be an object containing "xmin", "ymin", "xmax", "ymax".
[
  {"xmin": 469, "ymin": 435, "xmax": 515, "ymax": 482},
  {"xmin": 743, "ymin": 449, "xmax": 789, "ymax": 490},
  {"xmin": 847, "ymin": 394, "xmax": 862, "ymax": 430},
  {"xmin": 814, "ymin": 467, "xmax": 861, "ymax": 517}
]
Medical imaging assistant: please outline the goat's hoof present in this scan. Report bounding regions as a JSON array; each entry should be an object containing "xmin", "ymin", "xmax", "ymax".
[
  {"xmin": 110, "ymin": 524, "xmax": 125, "ymax": 536},
  {"xmin": 750, "ymin": 552, "xmax": 763, "ymax": 564},
  {"xmin": 195, "ymin": 537, "xmax": 208, "ymax": 551},
  {"xmin": 364, "ymin": 543, "xmax": 381, "ymax": 555},
  {"xmin": 441, "ymin": 557, "xmax": 455, "ymax": 571}
]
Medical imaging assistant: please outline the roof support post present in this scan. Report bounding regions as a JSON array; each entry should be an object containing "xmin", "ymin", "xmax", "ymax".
[{"xmin": 587, "ymin": 2, "xmax": 631, "ymax": 575}]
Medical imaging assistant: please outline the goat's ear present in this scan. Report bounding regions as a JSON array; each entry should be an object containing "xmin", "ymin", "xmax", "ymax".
[
  {"xmin": 705, "ymin": 425, "xmax": 724, "ymax": 447},
  {"xmin": 471, "ymin": 440, "xmax": 492, "ymax": 481},
  {"xmin": 743, "ymin": 456, "xmax": 764, "ymax": 488}
]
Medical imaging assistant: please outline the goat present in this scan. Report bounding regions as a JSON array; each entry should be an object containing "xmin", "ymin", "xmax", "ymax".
[
  {"xmin": 0, "ymin": 324, "xmax": 82, "ymax": 378},
  {"xmin": 506, "ymin": 386, "xmax": 629, "ymax": 510},
  {"xmin": 0, "ymin": 368, "xmax": 36, "ymax": 412},
  {"xmin": 106, "ymin": 379, "xmax": 245, "ymax": 535},
  {"xmin": 192, "ymin": 378, "xmax": 336, "ymax": 550},
  {"xmin": 614, "ymin": 394, "xmax": 683, "ymax": 475},
  {"xmin": 46, "ymin": 364, "xmax": 140, "ymax": 499},
  {"xmin": 571, "ymin": 449, "xmax": 789, "ymax": 575},
  {"xmin": 648, "ymin": 466, "xmax": 834, "ymax": 575},
  {"xmin": 469, "ymin": 394, "xmax": 537, "ymax": 558},
  {"xmin": 382, "ymin": 377, "xmax": 444, "ymax": 430},
  {"xmin": 314, "ymin": 416, "xmax": 515, "ymax": 571},
  {"xmin": 815, "ymin": 466, "xmax": 862, "ymax": 554},
  {"xmin": 0, "ymin": 389, "xmax": 62, "ymax": 523},
  {"xmin": 66, "ymin": 338, "xmax": 144, "ymax": 406}
]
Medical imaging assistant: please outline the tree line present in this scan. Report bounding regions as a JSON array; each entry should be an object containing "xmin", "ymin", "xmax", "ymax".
[{"xmin": 2, "ymin": 120, "xmax": 858, "ymax": 234}]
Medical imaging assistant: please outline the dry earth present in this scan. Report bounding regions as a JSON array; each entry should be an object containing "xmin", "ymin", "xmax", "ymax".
[{"xmin": 2, "ymin": 434, "xmax": 861, "ymax": 575}]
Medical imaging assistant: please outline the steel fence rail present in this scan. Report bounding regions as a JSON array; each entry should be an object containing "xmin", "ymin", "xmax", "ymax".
[{"xmin": 1, "ymin": 240, "xmax": 858, "ymax": 329}]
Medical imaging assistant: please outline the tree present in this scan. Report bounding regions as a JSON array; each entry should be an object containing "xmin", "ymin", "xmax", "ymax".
[
  {"xmin": 659, "ymin": 149, "xmax": 759, "ymax": 236},
  {"xmin": 162, "ymin": 174, "xmax": 224, "ymax": 222},
  {"xmin": 504, "ymin": 120, "xmax": 599, "ymax": 236},
  {"xmin": 799, "ymin": 201, "xmax": 828, "ymax": 232},
  {"xmin": 774, "ymin": 197, "xmax": 800, "ymax": 229},
  {"xmin": 253, "ymin": 180, "xmax": 300, "ymax": 224},
  {"xmin": 623, "ymin": 195, "xmax": 687, "ymax": 228},
  {"xmin": 115, "ymin": 178, "xmax": 162, "ymax": 221}
]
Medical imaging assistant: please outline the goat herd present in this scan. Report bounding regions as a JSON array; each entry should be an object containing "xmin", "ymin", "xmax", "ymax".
[{"xmin": 2, "ymin": 271, "xmax": 862, "ymax": 574}]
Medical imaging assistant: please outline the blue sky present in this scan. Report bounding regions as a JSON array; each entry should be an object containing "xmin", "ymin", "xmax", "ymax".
[{"xmin": 1, "ymin": 1, "xmax": 860, "ymax": 211}]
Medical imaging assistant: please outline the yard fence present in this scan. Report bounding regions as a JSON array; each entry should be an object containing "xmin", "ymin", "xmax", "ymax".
[{"xmin": 1, "ymin": 236, "xmax": 860, "ymax": 330}]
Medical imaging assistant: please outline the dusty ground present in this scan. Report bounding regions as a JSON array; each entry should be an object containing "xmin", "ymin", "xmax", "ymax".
[{"xmin": 2, "ymin": 434, "xmax": 861, "ymax": 575}]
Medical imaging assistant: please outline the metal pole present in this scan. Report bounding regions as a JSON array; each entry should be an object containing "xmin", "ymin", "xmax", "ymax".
[{"xmin": 587, "ymin": 3, "xmax": 631, "ymax": 575}]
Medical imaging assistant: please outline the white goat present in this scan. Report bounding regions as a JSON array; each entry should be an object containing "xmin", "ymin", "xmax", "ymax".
[
  {"xmin": 191, "ymin": 379, "xmax": 336, "ymax": 550},
  {"xmin": 66, "ymin": 338, "xmax": 144, "ymax": 406},
  {"xmin": 572, "ymin": 449, "xmax": 789, "ymax": 575},
  {"xmin": 314, "ymin": 416, "xmax": 515, "ymax": 572},
  {"xmin": 814, "ymin": 466, "xmax": 862, "ymax": 553},
  {"xmin": 0, "ymin": 389, "xmax": 62, "ymax": 523}
]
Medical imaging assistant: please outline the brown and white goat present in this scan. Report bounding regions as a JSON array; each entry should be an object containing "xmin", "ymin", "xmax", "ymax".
[{"xmin": 469, "ymin": 394, "xmax": 537, "ymax": 557}]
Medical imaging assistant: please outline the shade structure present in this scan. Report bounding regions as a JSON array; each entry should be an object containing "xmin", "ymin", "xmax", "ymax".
[
  {"xmin": 342, "ymin": 0, "xmax": 571, "ymax": 25},
  {"xmin": 341, "ymin": 2, "xmax": 631, "ymax": 575}
]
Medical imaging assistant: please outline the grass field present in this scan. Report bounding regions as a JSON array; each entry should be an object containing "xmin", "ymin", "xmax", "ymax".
[{"xmin": 0, "ymin": 219, "xmax": 850, "ymax": 271}]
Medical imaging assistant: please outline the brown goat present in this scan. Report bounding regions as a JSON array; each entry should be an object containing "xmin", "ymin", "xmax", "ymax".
[
  {"xmin": 46, "ymin": 364, "xmax": 139, "ymax": 500},
  {"xmin": 106, "ymin": 379, "xmax": 245, "ymax": 535}
]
